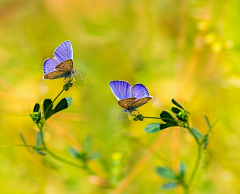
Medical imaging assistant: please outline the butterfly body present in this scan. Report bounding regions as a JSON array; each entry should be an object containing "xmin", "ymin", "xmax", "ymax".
[
  {"xmin": 43, "ymin": 41, "xmax": 75, "ymax": 80},
  {"xmin": 109, "ymin": 80, "xmax": 153, "ymax": 113}
]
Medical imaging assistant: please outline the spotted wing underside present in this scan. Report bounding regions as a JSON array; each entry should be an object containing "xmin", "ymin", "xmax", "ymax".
[
  {"xmin": 55, "ymin": 59, "xmax": 73, "ymax": 73},
  {"xmin": 131, "ymin": 96, "xmax": 153, "ymax": 109},
  {"xmin": 43, "ymin": 71, "xmax": 66, "ymax": 79},
  {"xmin": 118, "ymin": 97, "xmax": 137, "ymax": 109}
]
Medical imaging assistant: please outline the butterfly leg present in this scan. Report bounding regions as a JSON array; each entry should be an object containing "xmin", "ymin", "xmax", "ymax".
[
  {"xmin": 118, "ymin": 110, "xmax": 123, "ymax": 121},
  {"xmin": 137, "ymin": 109, "xmax": 140, "ymax": 115}
]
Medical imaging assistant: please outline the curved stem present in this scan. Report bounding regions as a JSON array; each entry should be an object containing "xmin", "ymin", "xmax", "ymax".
[
  {"xmin": 45, "ymin": 148, "xmax": 83, "ymax": 169},
  {"xmin": 188, "ymin": 144, "xmax": 201, "ymax": 186},
  {"xmin": 183, "ymin": 121, "xmax": 202, "ymax": 193},
  {"xmin": 209, "ymin": 98, "xmax": 240, "ymax": 133},
  {"xmin": 186, "ymin": 123, "xmax": 200, "ymax": 145},
  {"xmin": 0, "ymin": 144, "xmax": 36, "ymax": 148},
  {"xmin": 34, "ymin": 88, "xmax": 95, "ymax": 174}
]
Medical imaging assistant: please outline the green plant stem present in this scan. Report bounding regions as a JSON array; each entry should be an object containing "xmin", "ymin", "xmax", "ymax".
[
  {"xmin": 184, "ymin": 121, "xmax": 202, "ymax": 193},
  {"xmin": 186, "ymin": 123, "xmax": 200, "ymax": 145},
  {"xmin": 35, "ymin": 88, "xmax": 95, "ymax": 174},
  {"xmin": 52, "ymin": 89, "xmax": 65, "ymax": 104},
  {"xmin": 0, "ymin": 144, "xmax": 36, "ymax": 148},
  {"xmin": 142, "ymin": 116, "xmax": 161, "ymax": 119},
  {"xmin": 42, "ymin": 89, "xmax": 65, "ymax": 123},
  {"xmin": 188, "ymin": 143, "xmax": 201, "ymax": 186},
  {"xmin": 208, "ymin": 98, "xmax": 240, "ymax": 134},
  {"xmin": 37, "ymin": 120, "xmax": 94, "ymax": 172}
]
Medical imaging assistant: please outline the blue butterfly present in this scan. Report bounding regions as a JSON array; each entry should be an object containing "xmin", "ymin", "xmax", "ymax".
[
  {"xmin": 109, "ymin": 80, "xmax": 153, "ymax": 114},
  {"xmin": 43, "ymin": 40, "xmax": 76, "ymax": 79}
]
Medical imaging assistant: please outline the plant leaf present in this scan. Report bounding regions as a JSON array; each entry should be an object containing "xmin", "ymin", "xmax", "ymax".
[
  {"xmin": 36, "ymin": 131, "xmax": 43, "ymax": 147},
  {"xmin": 144, "ymin": 123, "xmax": 161, "ymax": 133},
  {"xmin": 162, "ymin": 182, "xmax": 178, "ymax": 190},
  {"xmin": 69, "ymin": 147, "xmax": 80, "ymax": 158},
  {"xmin": 43, "ymin": 99, "xmax": 53, "ymax": 120},
  {"xmin": 156, "ymin": 166, "xmax": 175, "ymax": 179},
  {"xmin": 160, "ymin": 111, "xmax": 176, "ymax": 123},
  {"xmin": 82, "ymin": 135, "xmax": 92, "ymax": 152},
  {"xmin": 190, "ymin": 127, "xmax": 203, "ymax": 140},
  {"xmin": 33, "ymin": 103, "xmax": 40, "ymax": 113},
  {"xmin": 203, "ymin": 114, "xmax": 211, "ymax": 129},
  {"xmin": 171, "ymin": 107, "xmax": 181, "ymax": 114},
  {"xmin": 172, "ymin": 99, "xmax": 184, "ymax": 109},
  {"xmin": 35, "ymin": 150, "xmax": 47, "ymax": 155},
  {"xmin": 19, "ymin": 130, "xmax": 32, "ymax": 153},
  {"xmin": 180, "ymin": 162, "xmax": 186, "ymax": 177},
  {"xmin": 88, "ymin": 152, "xmax": 100, "ymax": 160},
  {"xmin": 160, "ymin": 123, "xmax": 178, "ymax": 130},
  {"xmin": 203, "ymin": 138, "xmax": 209, "ymax": 149},
  {"xmin": 53, "ymin": 97, "xmax": 73, "ymax": 114}
]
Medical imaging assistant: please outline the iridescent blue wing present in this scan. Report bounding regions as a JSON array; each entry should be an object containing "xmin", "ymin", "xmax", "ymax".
[
  {"xmin": 131, "ymin": 84, "xmax": 151, "ymax": 99},
  {"xmin": 109, "ymin": 81, "xmax": 131, "ymax": 101},
  {"xmin": 130, "ymin": 97, "xmax": 152, "ymax": 110},
  {"xmin": 118, "ymin": 97, "xmax": 137, "ymax": 109},
  {"xmin": 54, "ymin": 40, "xmax": 73, "ymax": 63},
  {"xmin": 43, "ymin": 58, "xmax": 59, "ymax": 74}
]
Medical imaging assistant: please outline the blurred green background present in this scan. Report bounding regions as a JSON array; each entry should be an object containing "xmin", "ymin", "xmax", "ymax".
[{"xmin": 0, "ymin": 0, "xmax": 240, "ymax": 193}]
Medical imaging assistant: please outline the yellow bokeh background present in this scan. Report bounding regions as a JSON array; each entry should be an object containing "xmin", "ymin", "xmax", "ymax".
[{"xmin": 1, "ymin": 0, "xmax": 240, "ymax": 193}]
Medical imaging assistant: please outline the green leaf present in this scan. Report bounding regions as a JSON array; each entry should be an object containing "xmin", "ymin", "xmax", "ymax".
[
  {"xmin": 33, "ymin": 103, "xmax": 40, "ymax": 113},
  {"xmin": 180, "ymin": 163, "xmax": 186, "ymax": 177},
  {"xmin": 171, "ymin": 107, "xmax": 181, "ymax": 114},
  {"xmin": 172, "ymin": 99, "xmax": 184, "ymax": 109},
  {"xmin": 160, "ymin": 122, "xmax": 178, "ymax": 130},
  {"xmin": 19, "ymin": 130, "xmax": 32, "ymax": 153},
  {"xmin": 36, "ymin": 131, "xmax": 43, "ymax": 147},
  {"xmin": 203, "ymin": 138, "xmax": 209, "ymax": 149},
  {"xmin": 203, "ymin": 114, "xmax": 211, "ymax": 129},
  {"xmin": 53, "ymin": 97, "xmax": 73, "ymax": 114},
  {"xmin": 88, "ymin": 152, "xmax": 100, "ymax": 160},
  {"xmin": 156, "ymin": 166, "xmax": 175, "ymax": 179},
  {"xmin": 69, "ymin": 147, "xmax": 80, "ymax": 158},
  {"xmin": 160, "ymin": 111, "xmax": 176, "ymax": 123},
  {"xmin": 35, "ymin": 150, "xmax": 47, "ymax": 155},
  {"xmin": 203, "ymin": 114, "xmax": 213, "ymax": 136},
  {"xmin": 162, "ymin": 182, "xmax": 178, "ymax": 190},
  {"xmin": 190, "ymin": 127, "xmax": 203, "ymax": 140},
  {"xmin": 82, "ymin": 135, "xmax": 92, "ymax": 152},
  {"xmin": 144, "ymin": 123, "xmax": 161, "ymax": 133},
  {"xmin": 43, "ymin": 99, "xmax": 53, "ymax": 120},
  {"xmin": 175, "ymin": 115, "xmax": 182, "ymax": 121}
]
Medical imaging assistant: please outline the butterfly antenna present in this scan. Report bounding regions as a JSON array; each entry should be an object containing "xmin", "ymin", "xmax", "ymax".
[
  {"xmin": 74, "ymin": 71, "xmax": 84, "ymax": 81},
  {"xmin": 76, "ymin": 69, "xmax": 84, "ymax": 73}
]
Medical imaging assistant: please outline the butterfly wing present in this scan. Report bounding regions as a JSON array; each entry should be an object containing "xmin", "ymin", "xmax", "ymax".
[
  {"xmin": 43, "ymin": 71, "xmax": 67, "ymax": 79},
  {"xmin": 54, "ymin": 40, "xmax": 73, "ymax": 63},
  {"xmin": 131, "ymin": 84, "xmax": 151, "ymax": 99},
  {"xmin": 43, "ymin": 58, "xmax": 59, "ymax": 75},
  {"xmin": 130, "ymin": 97, "xmax": 152, "ymax": 109},
  {"xmin": 130, "ymin": 83, "xmax": 153, "ymax": 109},
  {"xmin": 118, "ymin": 97, "xmax": 137, "ymax": 109},
  {"xmin": 109, "ymin": 81, "xmax": 131, "ymax": 101},
  {"xmin": 55, "ymin": 59, "xmax": 73, "ymax": 73}
]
